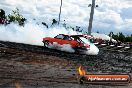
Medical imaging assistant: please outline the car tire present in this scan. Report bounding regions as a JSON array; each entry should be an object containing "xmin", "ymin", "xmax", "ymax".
[
  {"xmin": 74, "ymin": 47, "xmax": 79, "ymax": 54},
  {"xmin": 44, "ymin": 41, "xmax": 50, "ymax": 48}
]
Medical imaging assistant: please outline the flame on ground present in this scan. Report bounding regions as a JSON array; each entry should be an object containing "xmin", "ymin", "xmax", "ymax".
[
  {"xmin": 15, "ymin": 81, "xmax": 21, "ymax": 88},
  {"xmin": 78, "ymin": 66, "xmax": 86, "ymax": 76}
]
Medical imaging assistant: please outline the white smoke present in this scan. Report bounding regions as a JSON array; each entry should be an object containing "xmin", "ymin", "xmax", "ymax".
[
  {"xmin": 0, "ymin": 22, "xmax": 78, "ymax": 46},
  {"xmin": 48, "ymin": 42, "xmax": 75, "ymax": 53},
  {"xmin": 0, "ymin": 22, "xmax": 99, "ymax": 55},
  {"xmin": 85, "ymin": 43, "xmax": 99, "ymax": 55},
  {"xmin": 0, "ymin": 22, "xmax": 45, "ymax": 45}
]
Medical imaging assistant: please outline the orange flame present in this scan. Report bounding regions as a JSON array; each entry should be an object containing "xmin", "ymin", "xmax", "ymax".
[
  {"xmin": 15, "ymin": 81, "xmax": 21, "ymax": 88},
  {"xmin": 78, "ymin": 66, "xmax": 86, "ymax": 76}
]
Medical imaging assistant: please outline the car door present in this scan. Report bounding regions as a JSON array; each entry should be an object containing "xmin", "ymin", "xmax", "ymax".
[
  {"xmin": 53, "ymin": 34, "xmax": 64, "ymax": 45},
  {"xmin": 61, "ymin": 36, "xmax": 70, "ymax": 44},
  {"xmin": 61, "ymin": 36, "xmax": 77, "ymax": 47}
]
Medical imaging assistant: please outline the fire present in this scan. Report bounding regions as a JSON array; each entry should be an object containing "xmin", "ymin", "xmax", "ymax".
[
  {"xmin": 15, "ymin": 81, "xmax": 21, "ymax": 88},
  {"xmin": 78, "ymin": 66, "xmax": 86, "ymax": 76}
]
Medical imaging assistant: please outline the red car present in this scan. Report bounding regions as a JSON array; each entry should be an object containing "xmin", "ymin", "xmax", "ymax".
[{"xmin": 42, "ymin": 34, "xmax": 90, "ymax": 52}]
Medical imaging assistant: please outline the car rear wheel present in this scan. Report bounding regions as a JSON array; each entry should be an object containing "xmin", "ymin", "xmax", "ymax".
[
  {"xmin": 44, "ymin": 41, "xmax": 50, "ymax": 48},
  {"xmin": 74, "ymin": 47, "xmax": 79, "ymax": 54}
]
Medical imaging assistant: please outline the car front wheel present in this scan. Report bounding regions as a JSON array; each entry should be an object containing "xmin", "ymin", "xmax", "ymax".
[
  {"xmin": 44, "ymin": 41, "xmax": 50, "ymax": 48},
  {"xmin": 74, "ymin": 47, "xmax": 79, "ymax": 54}
]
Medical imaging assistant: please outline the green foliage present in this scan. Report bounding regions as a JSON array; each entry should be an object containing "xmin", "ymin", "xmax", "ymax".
[
  {"xmin": 109, "ymin": 31, "xmax": 132, "ymax": 42},
  {"xmin": 125, "ymin": 36, "xmax": 132, "ymax": 42},
  {"xmin": 112, "ymin": 34, "xmax": 118, "ymax": 40},
  {"xmin": 118, "ymin": 32, "xmax": 125, "ymax": 42},
  {"xmin": 0, "ymin": 9, "xmax": 6, "ymax": 19},
  {"xmin": 0, "ymin": 9, "xmax": 7, "ymax": 24},
  {"xmin": 0, "ymin": 8, "xmax": 26, "ymax": 26},
  {"xmin": 8, "ymin": 8, "xmax": 26, "ymax": 26}
]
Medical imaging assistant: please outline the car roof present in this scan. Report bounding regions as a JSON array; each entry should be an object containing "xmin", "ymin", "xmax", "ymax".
[
  {"xmin": 58, "ymin": 34, "xmax": 93, "ymax": 39},
  {"xmin": 59, "ymin": 34, "xmax": 83, "ymax": 36},
  {"xmin": 70, "ymin": 35, "xmax": 84, "ymax": 37}
]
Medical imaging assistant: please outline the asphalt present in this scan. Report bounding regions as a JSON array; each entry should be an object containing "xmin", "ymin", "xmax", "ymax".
[{"xmin": 0, "ymin": 41, "xmax": 132, "ymax": 88}]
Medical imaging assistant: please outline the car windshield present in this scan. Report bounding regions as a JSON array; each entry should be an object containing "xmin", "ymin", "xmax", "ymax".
[{"xmin": 54, "ymin": 34, "xmax": 64, "ymax": 39}]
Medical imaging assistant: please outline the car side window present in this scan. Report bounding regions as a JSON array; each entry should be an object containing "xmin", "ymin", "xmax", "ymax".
[
  {"xmin": 63, "ymin": 36, "xmax": 72, "ymax": 40},
  {"xmin": 54, "ymin": 35, "xmax": 64, "ymax": 39},
  {"xmin": 73, "ymin": 37, "xmax": 83, "ymax": 43}
]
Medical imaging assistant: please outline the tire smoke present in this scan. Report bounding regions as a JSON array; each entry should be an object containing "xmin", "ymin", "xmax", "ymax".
[{"xmin": 0, "ymin": 22, "xmax": 99, "ymax": 55}]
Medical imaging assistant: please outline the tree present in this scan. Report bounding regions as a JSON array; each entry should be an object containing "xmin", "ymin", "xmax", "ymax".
[
  {"xmin": 125, "ymin": 36, "xmax": 132, "ymax": 42},
  {"xmin": 8, "ymin": 8, "xmax": 26, "ymax": 26},
  {"xmin": 112, "ymin": 33, "xmax": 118, "ymax": 40},
  {"xmin": 0, "ymin": 9, "xmax": 7, "ymax": 24},
  {"xmin": 0, "ymin": 9, "xmax": 5, "ymax": 19},
  {"xmin": 118, "ymin": 32, "xmax": 125, "ymax": 42},
  {"xmin": 108, "ymin": 31, "xmax": 132, "ymax": 42}
]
